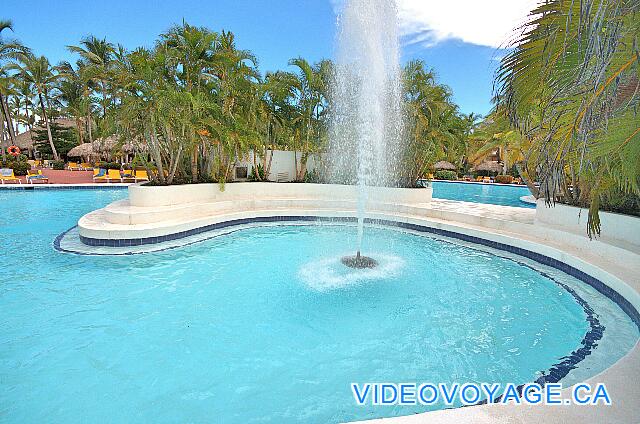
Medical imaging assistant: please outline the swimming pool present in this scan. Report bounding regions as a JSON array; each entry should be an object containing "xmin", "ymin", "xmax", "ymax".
[
  {"xmin": 1, "ymin": 189, "xmax": 637, "ymax": 423},
  {"xmin": 432, "ymin": 181, "xmax": 534, "ymax": 208}
]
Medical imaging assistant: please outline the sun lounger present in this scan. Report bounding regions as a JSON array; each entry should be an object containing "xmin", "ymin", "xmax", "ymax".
[
  {"xmin": 482, "ymin": 176, "xmax": 492, "ymax": 183},
  {"xmin": 120, "ymin": 170, "xmax": 137, "ymax": 183},
  {"xmin": 67, "ymin": 162, "xmax": 82, "ymax": 171},
  {"xmin": 94, "ymin": 169, "xmax": 124, "ymax": 183},
  {"xmin": 134, "ymin": 170, "xmax": 149, "ymax": 182},
  {"xmin": 93, "ymin": 168, "xmax": 108, "ymax": 182},
  {"xmin": 0, "ymin": 168, "xmax": 22, "ymax": 184},
  {"xmin": 26, "ymin": 170, "xmax": 49, "ymax": 184}
]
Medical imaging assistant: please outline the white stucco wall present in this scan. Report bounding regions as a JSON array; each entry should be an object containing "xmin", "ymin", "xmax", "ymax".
[
  {"xmin": 535, "ymin": 200, "xmax": 640, "ymax": 248},
  {"xmin": 127, "ymin": 182, "xmax": 431, "ymax": 208},
  {"xmin": 234, "ymin": 150, "xmax": 318, "ymax": 182}
]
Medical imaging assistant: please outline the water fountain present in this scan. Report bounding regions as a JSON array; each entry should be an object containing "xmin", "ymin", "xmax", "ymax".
[{"xmin": 328, "ymin": 0, "xmax": 404, "ymax": 268}]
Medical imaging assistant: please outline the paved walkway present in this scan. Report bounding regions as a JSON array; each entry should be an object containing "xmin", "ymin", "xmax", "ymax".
[
  {"xmin": 10, "ymin": 169, "xmax": 96, "ymax": 184},
  {"xmin": 430, "ymin": 198, "xmax": 535, "ymax": 223}
]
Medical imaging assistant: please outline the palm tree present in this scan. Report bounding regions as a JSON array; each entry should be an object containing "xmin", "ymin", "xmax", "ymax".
[
  {"xmin": 468, "ymin": 107, "xmax": 536, "ymax": 194},
  {"xmin": 160, "ymin": 22, "xmax": 220, "ymax": 182},
  {"xmin": 402, "ymin": 60, "xmax": 467, "ymax": 184},
  {"xmin": 0, "ymin": 19, "xmax": 27, "ymax": 148},
  {"xmin": 10, "ymin": 54, "xmax": 61, "ymax": 160},
  {"xmin": 14, "ymin": 78, "xmax": 35, "ymax": 129},
  {"xmin": 287, "ymin": 57, "xmax": 330, "ymax": 180},
  {"xmin": 55, "ymin": 62, "xmax": 85, "ymax": 143},
  {"xmin": 67, "ymin": 36, "xmax": 115, "ymax": 118},
  {"xmin": 495, "ymin": 0, "xmax": 640, "ymax": 236}
]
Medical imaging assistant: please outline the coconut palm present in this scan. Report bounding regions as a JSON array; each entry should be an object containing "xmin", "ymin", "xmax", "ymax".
[
  {"xmin": 10, "ymin": 54, "xmax": 61, "ymax": 159},
  {"xmin": 287, "ymin": 57, "xmax": 331, "ymax": 180},
  {"xmin": 495, "ymin": 0, "xmax": 640, "ymax": 235},
  {"xmin": 67, "ymin": 36, "xmax": 115, "ymax": 118},
  {"xmin": 0, "ymin": 19, "xmax": 27, "ymax": 148},
  {"xmin": 469, "ymin": 107, "xmax": 537, "ymax": 193},
  {"xmin": 402, "ymin": 60, "xmax": 469, "ymax": 184},
  {"xmin": 55, "ymin": 61, "xmax": 88, "ymax": 144}
]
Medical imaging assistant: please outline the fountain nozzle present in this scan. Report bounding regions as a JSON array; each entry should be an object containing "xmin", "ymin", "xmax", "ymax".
[{"xmin": 341, "ymin": 251, "xmax": 378, "ymax": 269}]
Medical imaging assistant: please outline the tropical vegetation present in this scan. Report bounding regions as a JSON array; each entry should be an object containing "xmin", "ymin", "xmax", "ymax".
[
  {"xmin": 492, "ymin": 0, "xmax": 640, "ymax": 233},
  {"xmin": 3, "ymin": 3, "xmax": 638, "ymax": 230},
  {"xmin": 0, "ymin": 19, "xmax": 475, "ymax": 186}
]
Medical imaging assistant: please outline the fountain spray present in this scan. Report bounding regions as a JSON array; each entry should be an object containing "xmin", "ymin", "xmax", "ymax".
[{"xmin": 328, "ymin": 0, "xmax": 404, "ymax": 268}]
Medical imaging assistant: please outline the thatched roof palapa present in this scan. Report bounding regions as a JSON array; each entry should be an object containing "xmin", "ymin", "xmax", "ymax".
[
  {"xmin": 67, "ymin": 143, "xmax": 95, "ymax": 158},
  {"xmin": 472, "ymin": 161, "xmax": 503, "ymax": 173},
  {"xmin": 433, "ymin": 161, "xmax": 457, "ymax": 171}
]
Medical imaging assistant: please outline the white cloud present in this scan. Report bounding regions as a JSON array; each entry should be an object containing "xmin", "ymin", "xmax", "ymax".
[{"xmin": 331, "ymin": 0, "xmax": 538, "ymax": 49}]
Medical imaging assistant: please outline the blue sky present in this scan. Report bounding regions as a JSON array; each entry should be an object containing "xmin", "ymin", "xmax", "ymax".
[{"xmin": 3, "ymin": 0, "xmax": 534, "ymax": 116}]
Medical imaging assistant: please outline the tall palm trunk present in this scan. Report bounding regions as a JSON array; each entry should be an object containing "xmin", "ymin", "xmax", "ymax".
[
  {"xmin": 101, "ymin": 79, "xmax": 108, "ymax": 117},
  {"xmin": 0, "ymin": 92, "xmax": 16, "ymax": 146},
  {"xmin": 24, "ymin": 103, "xmax": 30, "ymax": 129},
  {"xmin": 38, "ymin": 92, "xmax": 59, "ymax": 160}
]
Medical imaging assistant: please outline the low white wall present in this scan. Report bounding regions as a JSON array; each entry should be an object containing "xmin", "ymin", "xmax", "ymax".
[
  {"xmin": 129, "ymin": 182, "xmax": 432, "ymax": 208},
  {"xmin": 536, "ymin": 200, "xmax": 640, "ymax": 248},
  {"xmin": 235, "ymin": 150, "xmax": 318, "ymax": 182}
]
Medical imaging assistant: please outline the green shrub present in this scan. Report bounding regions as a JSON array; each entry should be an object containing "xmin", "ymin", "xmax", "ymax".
[
  {"xmin": 98, "ymin": 161, "xmax": 122, "ymax": 170},
  {"xmin": 52, "ymin": 160, "xmax": 65, "ymax": 170},
  {"xmin": 248, "ymin": 163, "xmax": 266, "ymax": 181},
  {"xmin": 304, "ymin": 169, "xmax": 321, "ymax": 183},
  {"xmin": 494, "ymin": 175, "xmax": 513, "ymax": 184},
  {"xmin": 7, "ymin": 161, "xmax": 31, "ymax": 176},
  {"xmin": 434, "ymin": 170, "xmax": 457, "ymax": 180}
]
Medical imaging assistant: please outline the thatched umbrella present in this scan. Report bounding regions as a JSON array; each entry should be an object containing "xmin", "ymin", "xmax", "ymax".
[
  {"xmin": 14, "ymin": 130, "xmax": 35, "ymax": 152},
  {"xmin": 433, "ymin": 160, "xmax": 456, "ymax": 170},
  {"xmin": 92, "ymin": 136, "xmax": 118, "ymax": 153},
  {"xmin": 67, "ymin": 143, "xmax": 95, "ymax": 157},
  {"xmin": 122, "ymin": 141, "xmax": 148, "ymax": 153},
  {"xmin": 472, "ymin": 161, "xmax": 503, "ymax": 173}
]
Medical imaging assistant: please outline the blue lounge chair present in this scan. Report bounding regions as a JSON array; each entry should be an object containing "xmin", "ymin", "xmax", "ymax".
[{"xmin": 26, "ymin": 170, "xmax": 49, "ymax": 184}]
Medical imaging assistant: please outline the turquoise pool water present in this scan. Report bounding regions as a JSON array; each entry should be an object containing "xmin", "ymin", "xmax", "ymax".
[
  {"xmin": 1, "ymin": 189, "xmax": 637, "ymax": 423},
  {"xmin": 432, "ymin": 181, "xmax": 534, "ymax": 208}
]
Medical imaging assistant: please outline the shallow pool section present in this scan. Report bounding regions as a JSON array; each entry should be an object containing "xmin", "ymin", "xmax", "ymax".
[
  {"xmin": 0, "ymin": 190, "xmax": 637, "ymax": 423},
  {"xmin": 432, "ymin": 181, "xmax": 534, "ymax": 208}
]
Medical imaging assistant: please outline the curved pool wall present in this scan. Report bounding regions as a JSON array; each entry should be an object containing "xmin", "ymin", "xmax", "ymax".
[
  {"xmin": 432, "ymin": 180, "xmax": 534, "ymax": 208},
  {"xmin": 74, "ymin": 183, "xmax": 640, "ymax": 330},
  {"xmin": 72, "ymin": 214, "xmax": 640, "ymax": 332}
]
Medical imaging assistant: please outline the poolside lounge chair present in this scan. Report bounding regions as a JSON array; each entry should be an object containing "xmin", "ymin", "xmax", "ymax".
[
  {"xmin": 120, "ymin": 170, "xmax": 137, "ymax": 183},
  {"xmin": 94, "ymin": 169, "xmax": 125, "ymax": 183},
  {"xmin": 101, "ymin": 169, "xmax": 124, "ymax": 183},
  {"xmin": 0, "ymin": 168, "xmax": 21, "ymax": 184},
  {"xmin": 482, "ymin": 176, "xmax": 492, "ymax": 183},
  {"xmin": 93, "ymin": 168, "xmax": 109, "ymax": 182},
  {"xmin": 26, "ymin": 169, "xmax": 49, "ymax": 184},
  {"xmin": 80, "ymin": 162, "xmax": 92, "ymax": 170},
  {"xmin": 67, "ymin": 162, "xmax": 82, "ymax": 171},
  {"xmin": 134, "ymin": 170, "xmax": 149, "ymax": 182}
]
